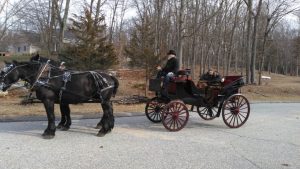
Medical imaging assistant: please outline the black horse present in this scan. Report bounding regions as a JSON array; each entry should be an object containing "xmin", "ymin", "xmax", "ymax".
[{"xmin": 0, "ymin": 60, "xmax": 119, "ymax": 139}]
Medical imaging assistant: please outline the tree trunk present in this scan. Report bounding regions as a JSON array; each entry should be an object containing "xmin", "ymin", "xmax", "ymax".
[
  {"xmin": 58, "ymin": 0, "xmax": 71, "ymax": 52},
  {"xmin": 250, "ymin": 0, "xmax": 263, "ymax": 84},
  {"xmin": 245, "ymin": 0, "xmax": 252, "ymax": 84},
  {"xmin": 226, "ymin": 1, "xmax": 241, "ymax": 75},
  {"xmin": 177, "ymin": 0, "xmax": 185, "ymax": 68},
  {"xmin": 49, "ymin": 0, "xmax": 57, "ymax": 54},
  {"xmin": 109, "ymin": 0, "xmax": 120, "ymax": 43}
]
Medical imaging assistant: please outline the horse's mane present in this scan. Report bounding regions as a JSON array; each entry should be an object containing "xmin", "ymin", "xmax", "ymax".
[{"xmin": 30, "ymin": 54, "xmax": 61, "ymax": 67}]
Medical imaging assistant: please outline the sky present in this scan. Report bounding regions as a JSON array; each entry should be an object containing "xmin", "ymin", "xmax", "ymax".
[{"xmin": 1, "ymin": 0, "xmax": 300, "ymax": 30}]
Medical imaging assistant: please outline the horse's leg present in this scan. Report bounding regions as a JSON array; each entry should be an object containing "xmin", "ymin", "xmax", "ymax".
[
  {"xmin": 97, "ymin": 101, "xmax": 114, "ymax": 137},
  {"xmin": 42, "ymin": 99, "xmax": 56, "ymax": 139},
  {"xmin": 57, "ymin": 104, "xmax": 66, "ymax": 129},
  {"xmin": 95, "ymin": 116, "xmax": 102, "ymax": 129},
  {"xmin": 58, "ymin": 103, "xmax": 71, "ymax": 131}
]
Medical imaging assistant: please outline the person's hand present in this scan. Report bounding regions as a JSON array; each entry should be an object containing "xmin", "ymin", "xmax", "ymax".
[{"xmin": 156, "ymin": 66, "xmax": 161, "ymax": 70}]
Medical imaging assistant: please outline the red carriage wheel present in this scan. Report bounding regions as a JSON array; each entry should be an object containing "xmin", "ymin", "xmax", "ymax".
[
  {"xmin": 145, "ymin": 97, "xmax": 166, "ymax": 123},
  {"xmin": 197, "ymin": 106, "xmax": 218, "ymax": 120},
  {"xmin": 162, "ymin": 101, "xmax": 189, "ymax": 131},
  {"xmin": 222, "ymin": 94, "xmax": 250, "ymax": 128}
]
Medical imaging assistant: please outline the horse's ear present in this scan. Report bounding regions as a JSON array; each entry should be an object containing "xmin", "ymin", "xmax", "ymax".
[
  {"xmin": 35, "ymin": 53, "xmax": 40, "ymax": 60},
  {"xmin": 30, "ymin": 53, "xmax": 40, "ymax": 61},
  {"xmin": 12, "ymin": 60, "xmax": 18, "ymax": 65}
]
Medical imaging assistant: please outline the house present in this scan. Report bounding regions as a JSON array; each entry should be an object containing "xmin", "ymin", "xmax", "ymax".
[
  {"xmin": 6, "ymin": 31, "xmax": 41, "ymax": 55},
  {"xmin": 8, "ymin": 43, "xmax": 40, "ymax": 54},
  {"xmin": 0, "ymin": 51, "xmax": 10, "ymax": 57}
]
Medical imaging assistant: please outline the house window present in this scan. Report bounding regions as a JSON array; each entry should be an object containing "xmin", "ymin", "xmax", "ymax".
[
  {"xmin": 18, "ymin": 47, "xmax": 21, "ymax": 52},
  {"xmin": 3, "ymin": 53, "xmax": 5, "ymax": 56},
  {"xmin": 24, "ymin": 46, "xmax": 26, "ymax": 51}
]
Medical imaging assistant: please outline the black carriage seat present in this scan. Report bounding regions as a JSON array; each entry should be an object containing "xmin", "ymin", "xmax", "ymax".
[
  {"xmin": 176, "ymin": 69, "xmax": 191, "ymax": 76},
  {"xmin": 221, "ymin": 76, "xmax": 245, "ymax": 96},
  {"xmin": 185, "ymin": 80, "xmax": 205, "ymax": 97}
]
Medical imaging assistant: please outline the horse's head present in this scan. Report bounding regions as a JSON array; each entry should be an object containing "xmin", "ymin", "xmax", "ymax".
[
  {"xmin": 0, "ymin": 61, "xmax": 19, "ymax": 91},
  {"xmin": 0, "ymin": 60, "xmax": 40, "ymax": 91}
]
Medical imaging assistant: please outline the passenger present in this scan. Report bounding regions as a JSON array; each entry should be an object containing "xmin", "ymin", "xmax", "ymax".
[
  {"xmin": 199, "ymin": 69, "xmax": 222, "ymax": 107},
  {"xmin": 200, "ymin": 68, "xmax": 221, "ymax": 84}
]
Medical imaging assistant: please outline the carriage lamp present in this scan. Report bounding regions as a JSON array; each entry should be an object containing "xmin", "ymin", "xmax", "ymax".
[{"xmin": 221, "ymin": 78, "xmax": 225, "ymax": 82}]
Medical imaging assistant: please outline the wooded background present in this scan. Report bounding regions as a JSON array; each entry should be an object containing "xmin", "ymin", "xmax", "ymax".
[{"xmin": 0, "ymin": 0, "xmax": 300, "ymax": 85}]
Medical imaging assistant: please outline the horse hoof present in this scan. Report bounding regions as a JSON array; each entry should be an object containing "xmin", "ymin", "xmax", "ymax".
[
  {"xmin": 56, "ymin": 124, "xmax": 63, "ymax": 129},
  {"xmin": 61, "ymin": 126, "xmax": 70, "ymax": 131},
  {"xmin": 95, "ymin": 125, "xmax": 102, "ymax": 129},
  {"xmin": 96, "ymin": 132, "xmax": 106, "ymax": 137},
  {"xmin": 42, "ymin": 134, "xmax": 55, "ymax": 139}
]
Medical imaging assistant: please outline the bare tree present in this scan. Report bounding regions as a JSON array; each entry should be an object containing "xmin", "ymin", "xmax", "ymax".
[
  {"xmin": 0, "ymin": 0, "xmax": 30, "ymax": 41},
  {"xmin": 258, "ymin": 0, "xmax": 297, "ymax": 84}
]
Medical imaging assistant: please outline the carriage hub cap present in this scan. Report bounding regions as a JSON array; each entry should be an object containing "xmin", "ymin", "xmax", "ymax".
[
  {"xmin": 231, "ymin": 107, "xmax": 239, "ymax": 115},
  {"xmin": 172, "ymin": 112, "xmax": 179, "ymax": 120}
]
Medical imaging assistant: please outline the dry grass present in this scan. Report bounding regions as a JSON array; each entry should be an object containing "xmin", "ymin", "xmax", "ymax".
[
  {"xmin": 1, "ymin": 69, "xmax": 300, "ymax": 118},
  {"xmin": 242, "ymin": 72, "xmax": 300, "ymax": 102}
]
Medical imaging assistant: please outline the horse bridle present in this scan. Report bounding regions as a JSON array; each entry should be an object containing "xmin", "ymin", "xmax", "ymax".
[{"xmin": 0, "ymin": 63, "xmax": 40, "ymax": 90}]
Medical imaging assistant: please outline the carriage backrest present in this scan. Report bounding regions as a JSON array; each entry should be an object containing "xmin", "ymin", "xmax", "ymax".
[
  {"xmin": 221, "ymin": 76, "xmax": 244, "ymax": 96},
  {"xmin": 223, "ymin": 76, "xmax": 243, "ymax": 86}
]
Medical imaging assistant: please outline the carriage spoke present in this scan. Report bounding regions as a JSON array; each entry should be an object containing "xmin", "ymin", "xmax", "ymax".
[
  {"xmin": 232, "ymin": 115, "xmax": 236, "ymax": 127},
  {"xmin": 223, "ymin": 111, "xmax": 232, "ymax": 116},
  {"xmin": 168, "ymin": 119, "xmax": 174, "ymax": 129},
  {"xmin": 238, "ymin": 101, "xmax": 247, "ymax": 108},
  {"xmin": 225, "ymin": 113, "xmax": 233, "ymax": 121},
  {"xmin": 238, "ymin": 100, "xmax": 245, "ymax": 107},
  {"xmin": 234, "ymin": 97, "xmax": 239, "ymax": 107},
  {"xmin": 239, "ymin": 112, "xmax": 247, "ymax": 118},
  {"xmin": 179, "ymin": 111, "xmax": 187, "ymax": 115},
  {"xmin": 174, "ymin": 120, "xmax": 178, "ymax": 129},
  {"xmin": 155, "ymin": 113, "xmax": 161, "ymax": 121},
  {"xmin": 165, "ymin": 116, "xmax": 173, "ymax": 124},
  {"xmin": 236, "ymin": 115, "xmax": 240, "ymax": 126},
  {"xmin": 147, "ymin": 107, "xmax": 155, "ymax": 111},
  {"xmin": 149, "ymin": 111, "xmax": 156, "ymax": 117},
  {"xmin": 229, "ymin": 115, "xmax": 235, "ymax": 125},
  {"xmin": 178, "ymin": 117, "xmax": 187, "ymax": 124},
  {"xmin": 237, "ymin": 113, "xmax": 244, "ymax": 123},
  {"xmin": 171, "ymin": 119, "xmax": 175, "ymax": 129},
  {"xmin": 239, "ymin": 107, "xmax": 248, "ymax": 111},
  {"xmin": 177, "ymin": 118, "xmax": 183, "ymax": 126}
]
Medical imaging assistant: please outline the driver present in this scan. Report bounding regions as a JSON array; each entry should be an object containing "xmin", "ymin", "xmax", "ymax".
[{"xmin": 156, "ymin": 50, "xmax": 179, "ymax": 94}]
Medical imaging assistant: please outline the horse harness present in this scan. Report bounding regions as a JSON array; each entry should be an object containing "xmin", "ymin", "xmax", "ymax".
[{"xmin": 34, "ymin": 61, "xmax": 114, "ymax": 103}]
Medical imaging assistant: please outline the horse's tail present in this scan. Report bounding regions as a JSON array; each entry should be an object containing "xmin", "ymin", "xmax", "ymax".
[{"xmin": 110, "ymin": 75, "xmax": 119, "ymax": 97}]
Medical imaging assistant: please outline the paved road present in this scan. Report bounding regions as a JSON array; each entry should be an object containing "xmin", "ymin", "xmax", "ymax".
[{"xmin": 0, "ymin": 103, "xmax": 299, "ymax": 169}]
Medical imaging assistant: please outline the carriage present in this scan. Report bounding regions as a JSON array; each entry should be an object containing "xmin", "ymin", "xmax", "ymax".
[{"xmin": 145, "ymin": 69, "xmax": 250, "ymax": 131}]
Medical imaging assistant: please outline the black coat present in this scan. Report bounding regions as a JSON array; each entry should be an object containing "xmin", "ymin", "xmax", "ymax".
[
  {"xmin": 200, "ymin": 73, "xmax": 221, "ymax": 83},
  {"xmin": 162, "ymin": 57, "xmax": 179, "ymax": 74}
]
